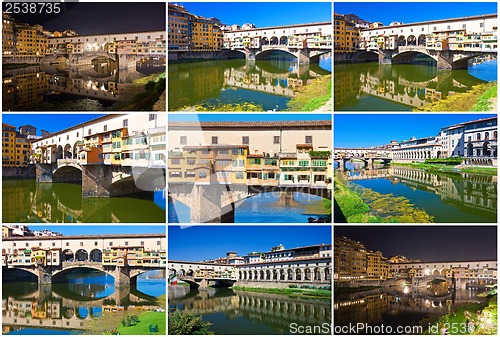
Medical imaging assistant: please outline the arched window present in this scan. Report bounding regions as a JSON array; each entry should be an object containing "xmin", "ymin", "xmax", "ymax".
[
  {"xmin": 485, "ymin": 132, "xmax": 489, "ymax": 140},
  {"xmin": 476, "ymin": 133, "xmax": 481, "ymax": 141},
  {"xmin": 494, "ymin": 131, "xmax": 497, "ymax": 139}
]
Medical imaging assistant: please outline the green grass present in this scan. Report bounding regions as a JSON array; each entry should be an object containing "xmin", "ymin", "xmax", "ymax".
[
  {"xmin": 334, "ymin": 174, "xmax": 434, "ymax": 223},
  {"xmin": 425, "ymin": 295, "xmax": 497, "ymax": 335},
  {"xmin": 390, "ymin": 162, "xmax": 497, "ymax": 176},
  {"xmin": 415, "ymin": 82, "xmax": 497, "ymax": 112},
  {"xmin": 233, "ymin": 286, "xmax": 332, "ymax": 299},
  {"xmin": 472, "ymin": 82, "xmax": 497, "ymax": 111},
  {"xmin": 117, "ymin": 311, "xmax": 166, "ymax": 335},
  {"xmin": 286, "ymin": 75, "xmax": 332, "ymax": 111}
]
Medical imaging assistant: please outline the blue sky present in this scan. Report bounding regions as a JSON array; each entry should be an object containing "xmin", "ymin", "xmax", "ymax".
[
  {"xmin": 25, "ymin": 225, "xmax": 165, "ymax": 236},
  {"xmin": 168, "ymin": 225, "xmax": 331, "ymax": 261},
  {"xmin": 334, "ymin": 2, "xmax": 497, "ymax": 25},
  {"xmin": 2, "ymin": 114, "xmax": 105, "ymax": 136},
  {"xmin": 169, "ymin": 114, "xmax": 331, "ymax": 122},
  {"xmin": 334, "ymin": 114, "xmax": 496, "ymax": 148},
  {"xmin": 175, "ymin": 2, "xmax": 332, "ymax": 27}
]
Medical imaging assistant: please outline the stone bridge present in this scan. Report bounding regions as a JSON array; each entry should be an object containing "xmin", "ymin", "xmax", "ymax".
[
  {"xmin": 334, "ymin": 155, "xmax": 392, "ymax": 169},
  {"xmin": 169, "ymin": 183, "xmax": 331, "ymax": 223},
  {"xmin": 36, "ymin": 161, "xmax": 164, "ymax": 198},
  {"xmin": 364, "ymin": 46, "xmax": 485, "ymax": 70}
]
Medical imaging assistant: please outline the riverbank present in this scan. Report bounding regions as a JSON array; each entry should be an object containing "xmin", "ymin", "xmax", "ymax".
[
  {"xmin": 390, "ymin": 162, "xmax": 497, "ymax": 176},
  {"xmin": 111, "ymin": 72, "xmax": 166, "ymax": 111},
  {"xmin": 335, "ymin": 286, "xmax": 382, "ymax": 295},
  {"xmin": 233, "ymin": 285, "xmax": 332, "ymax": 300},
  {"xmin": 334, "ymin": 174, "xmax": 434, "ymax": 223},
  {"xmin": 286, "ymin": 74, "xmax": 332, "ymax": 111},
  {"xmin": 3, "ymin": 63, "xmax": 39, "ymax": 70},
  {"xmin": 415, "ymin": 82, "xmax": 497, "ymax": 112},
  {"xmin": 423, "ymin": 294, "xmax": 497, "ymax": 335}
]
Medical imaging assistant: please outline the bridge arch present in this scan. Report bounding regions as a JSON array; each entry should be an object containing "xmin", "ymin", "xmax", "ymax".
[
  {"xmin": 295, "ymin": 268, "xmax": 302, "ymax": 281},
  {"xmin": 407, "ymin": 35, "xmax": 417, "ymax": 46},
  {"xmin": 417, "ymin": 34, "xmax": 426, "ymax": 46},
  {"xmin": 63, "ymin": 144, "xmax": 73, "ymax": 159},
  {"xmin": 304, "ymin": 268, "xmax": 312, "ymax": 281},
  {"xmin": 255, "ymin": 49, "xmax": 297, "ymax": 61},
  {"xmin": 270, "ymin": 36, "xmax": 278, "ymax": 45},
  {"xmin": 76, "ymin": 307, "xmax": 89, "ymax": 320},
  {"xmin": 261, "ymin": 37, "xmax": 269, "ymax": 45},
  {"xmin": 75, "ymin": 249, "xmax": 89, "ymax": 262},
  {"xmin": 398, "ymin": 36, "xmax": 406, "ymax": 47},
  {"xmin": 2, "ymin": 267, "xmax": 38, "ymax": 282},
  {"xmin": 219, "ymin": 49, "xmax": 245, "ymax": 59},
  {"xmin": 90, "ymin": 249, "xmax": 102, "ymax": 263},
  {"xmin": 279, "ymin": 36, "xmax": 288, "ymax": 45}
]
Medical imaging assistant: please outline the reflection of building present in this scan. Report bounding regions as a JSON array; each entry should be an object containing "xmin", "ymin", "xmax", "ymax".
[
  {"xmin": 168, "ymin": 120, "xmax": 332, "ymax": 188},
  {"xmin": 334, "ymin": 235, "xmax": 498, "ymax": 283}
]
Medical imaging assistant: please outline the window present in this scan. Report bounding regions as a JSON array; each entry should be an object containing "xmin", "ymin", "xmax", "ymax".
[
  {"xmin": 123, "ymin": 119, "xmax": 128, "ymax": 128},
  {"xmin": 305, "ymin": 136, "xmax": 312, "ymax": 144},
  {"xmin": 485, "ymin": 132, "xmax": 489, "ymax": 140},
  {"xmin": 157, "ymin": 241, "xmax": 161, "ymax": 245},
  {"xmin": 211, "ymin": 136, "xmax": 218, "ymax": 144},
  {"xmin": 88, "ymin": 129, "xmax": 91, "ymax": 135},
  {"xmin": 125, "ymin": 242, "xmax": 128, "ymax": 246},
  {"xmin": 171, "ymin": 158, "xmax": 181, "ymax": 165},
  {"xmin": 242, "ymin": 136, "xmax": 249, "ymax": 145},
  {"xmin": 109, "ymin": 242, "xmax": 113, "ymax": 246},
  {"xmin": 447, "ymin": 25, "xmax": 450, "ymax": 30},
  {"xmin": 477, "ymin": 133, "xmax": 481, "ymax": 141},
  {"xmin": 104, "ymin": 125, "xmax": 107, "ymax": 132},
  {"xmin": 140, "ymin": 241, "xmax": 144, "ymax": 246},
  {"xmin": 480, "ymin": 23, "xmax": 484, "ymax": 28},
  {"xmin": 180, "ymin": 136, "xmax": 187, "ymax": 145},
  {"xmin": 52, "ymin": 242, "xmax": 55, "ymax": 247},
  {"xmin": 274, "ymin": 136, "xmax": 280, "ymax": 144},
  {"xmin": 199, "ymin": 171, "xmax": 207, "ymax": 178},
  {"xmin": 149, "ymin": 114, "xmax": 156, "ymax": 121},
  {"xmin": 462, "ymin": 24, "xmax": 466, "ymax": 29},
  {"xmin": 66, "ymin": 242, "xmax": 69, "ymax": 247},
  {"xmin": 80, "ymin": 242, "xmax": 83, "ymax": 246}
]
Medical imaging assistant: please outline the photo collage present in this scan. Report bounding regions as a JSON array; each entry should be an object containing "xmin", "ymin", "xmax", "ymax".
[{"xmin": 1, "ymin": 0, "xmax": 497, "ymax": 335}]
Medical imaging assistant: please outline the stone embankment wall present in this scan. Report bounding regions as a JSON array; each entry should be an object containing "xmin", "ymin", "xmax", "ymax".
[{"xmin": 3, "ymin": 166, "xmax": 35, "ymax": 179}]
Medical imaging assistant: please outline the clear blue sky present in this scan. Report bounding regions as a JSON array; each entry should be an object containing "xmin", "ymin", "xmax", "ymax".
[
  {"xmin": 176, "ymin": 2, "xmax": 332, "ymax": 27},
  {"xmin": 169, "ymin": 114, "xmax": 331, "ymax": 122},
  {"xmin": 334, "ymin": 114, "xmax": 496, "ymax": 148},
  {"xmin": 168, "ymin": 225, "xmax": 331, "ymax": 261},
  {"xmin": 334, "ymin": 2, "xmax": 497, "ymax": 25},
  {"xmin": 25, "ymin": 225, "xmax": 165, "ymax": 236},
  {"xmin": 2, "ymin": 114, "xmax": 105, "ymax": 136}
]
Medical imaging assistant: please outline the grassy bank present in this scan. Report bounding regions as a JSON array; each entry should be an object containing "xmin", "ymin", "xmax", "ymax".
[
  {"xmin": 424, "ymin": 294, "xmax": 497, "ymax": 335},
  {"xmin": 169, "ymin": 312, "xmax": 213, "ymax": 335},
  {"xmin": 117, "ymin": 311, "xmax": 166, "ymax": 335},
  {"xmin": 415, "ymin": 82, "xmax": 497, "ymax": 112},
  {"xmin": 183, "ymin": 102, "xmax": 265, "ymax": 112},
  {"xmin": 334, "ymin": 175, "xmax": 434, "ymax": 223},
  {"xmin": 111, "ymin": 72, "xmax": 165, "ymax": 111},
  {"xmin": 390, "ymin": 162, "xmax": 497, "ymax": 176},
  {"xmin": 286, "ymin": 74, "xmax": 332, "ymax": 111},
  {"xmin": 233, "ymin": 286, "xmax": 332, "ymax": 299}
]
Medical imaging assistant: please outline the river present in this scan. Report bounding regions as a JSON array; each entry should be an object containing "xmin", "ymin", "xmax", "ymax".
[
  {"xmin": 169, "ymin": 286, "xmax": 331, "ymax": 335},
  {"xmin": 334, "ymin": 59, "xmax": 497, "ymax": 111},
  {"xmin": 337, "ymin": 164, "xmax": 497, "ymax": 223},
  {"xmin": 3, "ymin": 60, "xmax": 165, "ymax": 111},
  {"xmin": 2, "ymin": 270, "xmax": 165, "ymax": 335},
  {"xmin": 2, "ymin": 180, "xmax": 166, "ymax": 223},
  {"xmin": 168, "ymin": 192, "xmax": 329, "ymax": 223},
  {"xmin": 168, "ymin": 53, "xmax": 331, "ymax": 111}
]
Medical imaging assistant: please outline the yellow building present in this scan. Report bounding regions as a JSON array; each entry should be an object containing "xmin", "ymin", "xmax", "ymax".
[
  {"xmin": 2, "ymin": 13, "xmax": 14, "ymax": 58},
  {"xmin": 334, "ymin": 236, "xmax": 367, "ymax": 280},
  {"xmin": 168, "ymin": 3, "xmax": 192, "ymax": 51},
  {"xmin": 2, "ymin": 123, "xmax": 17, "ymax": 167},
  {"xmin": 334, "ymin": 13, "xmax": 359, "ymax": 52},
  {"xmin": 366, "ymin": 250, "xmax": 389, "ymax": 279},
  {"xmin": 31, "ymin": 248, "xmax": 47, "ymax": 266}
]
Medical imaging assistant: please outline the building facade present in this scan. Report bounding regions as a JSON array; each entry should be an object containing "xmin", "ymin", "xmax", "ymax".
[
  {"xmin": 168, "ymin": 121, "xmax": 332, "ymax": 188},
  {"xmin": 2, "ymin": 123, "xmax": 30, "ymax": 167}
]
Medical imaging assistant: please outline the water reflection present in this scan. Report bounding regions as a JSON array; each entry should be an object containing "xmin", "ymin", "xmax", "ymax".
[
  {"xmin": 2, "ymin": 180, "xmax": 166, "ymax": 223},
  {"xmin": 334, "ymin": 62, "xmax": 490, "ymax": 111},
  {"xmin": 3, "ymin": 60, "xmax": 165, "ymax": 111},
  {"xmin": 168, "ymin": 55, "xmax": 331, "ymax": 111},
  {"xmin": 337, "ymin": 165, "xmax": 497, "ymax": 222},
  {"xmin": 2, "ymin": 276, "xmax": 163, "ymax": 334},
  {"xmin": 169, "ymin": 286, "xmax": 331, "ymax": 335},
  {"xmin": 334, "ymin": 288, "xmax": 481, "ymax": 334}
]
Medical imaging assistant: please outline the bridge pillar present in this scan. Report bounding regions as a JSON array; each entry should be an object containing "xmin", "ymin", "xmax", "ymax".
[
  {"xmin": 82, "ymin": 165, "xmax": 112, "ymax": 197},
  {"xmin": 190, "ymin": 184, "xmax": 232, "ymax": 223},
  {"xmin": 113, "ymin": 266, "xmax": 131, "ymax": 287},
  {"xmin": 198, "ymin": 279, "xmax": 209, "ymax": 289},
  {"xmin": 38, "ymin": 268, "xmax": 52, "ymax": 285},
  {"xmin": 378, "ymin": 50, "xmax": 392, "ymax": 65},
  {"xmin": 118, "ymin": 54, "xmax": 138, "ymax": 70},
  {"xmin": 244, "ymin": 49, "xmax": 255, "ymax": 61},
  {"xmin": 36, "ymin": 164, "xmax": 54, "ymax": 183},
  {"xmin": 436, "ymin": 51, "xmax": 453, "ymax": 70},
  {"xmin": 296, "ymin": 49, "xmax": 310, "ymax": 64}
]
